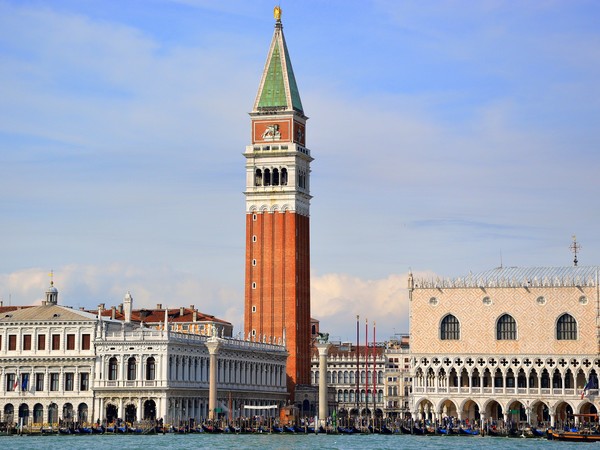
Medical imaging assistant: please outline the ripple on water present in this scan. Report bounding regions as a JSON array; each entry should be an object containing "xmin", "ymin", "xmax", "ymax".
[{"xmin": 0, "ymin": 433, "xmax": 583, "ymax": 450}]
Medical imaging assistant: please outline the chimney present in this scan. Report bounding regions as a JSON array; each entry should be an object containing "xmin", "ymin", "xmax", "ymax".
[
  {"xmin": 193, "ymin": 310, "xmax": 198, "ymax": 322},
  {"xmin": 111, "ymin": 306, "xmax": 116, "ymax": 320},
  {"xmin": 124, "ymin": 292, "xmax": 133, "ymax": 324},
  {"xmin": 180, "ymin": 306, "xmax": 185, "ymax": 317},
  {"xmin": 118, "ymin": 303, "xmax": 123, "ymax": 314},
  {"xmin": 156, "ymin": 303, "xmax": 162, "ymax": 310}
]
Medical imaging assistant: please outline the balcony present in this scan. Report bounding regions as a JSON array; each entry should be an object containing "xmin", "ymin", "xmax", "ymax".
[{"xmin": 411, "ymin": 385, "xmax": 591, "ymax": 398}]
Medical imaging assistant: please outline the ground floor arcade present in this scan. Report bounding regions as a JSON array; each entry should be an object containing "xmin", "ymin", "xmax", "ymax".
[{"xmin": 412, "ymin": 396, "xmax": 599, "ymax": 429}]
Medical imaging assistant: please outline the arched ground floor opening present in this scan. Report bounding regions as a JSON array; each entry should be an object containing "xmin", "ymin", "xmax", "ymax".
[
  {"xmin": 106, "ymin": 404, "xmax": 118, "ymax": 423},
  {"xmin": 125, "ymin": 404, "xmax": 136, "ymax": 424},
  {"xmin": 144, "ymin": 400, "xmax": 156, "ymax": 421}
]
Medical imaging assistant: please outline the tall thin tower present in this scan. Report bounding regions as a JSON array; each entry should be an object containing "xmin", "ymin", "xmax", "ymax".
[{"xmin": 244, "ymin": 6, "xmax": 312, "ymax": 396}]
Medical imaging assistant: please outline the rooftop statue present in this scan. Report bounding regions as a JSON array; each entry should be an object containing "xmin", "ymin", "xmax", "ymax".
[{"xmin": 317, "ymin": 332, "xmax": 329, "ymax": 344}]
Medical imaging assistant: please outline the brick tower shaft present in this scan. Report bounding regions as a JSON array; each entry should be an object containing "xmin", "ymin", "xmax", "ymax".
[{"xmin": 243, "ymin": 9, "xmax": 312, "ymax": 397}]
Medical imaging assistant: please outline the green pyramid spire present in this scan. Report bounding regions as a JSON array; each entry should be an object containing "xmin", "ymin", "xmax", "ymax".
[{"xmin": 255, "ymin": 22, "xmax": 303, "ymax": 113}]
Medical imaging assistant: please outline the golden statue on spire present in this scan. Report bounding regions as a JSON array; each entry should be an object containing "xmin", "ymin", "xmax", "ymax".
[{"xmin": 274, "ymin": 5, "xmax": 282, "ymax": 21}]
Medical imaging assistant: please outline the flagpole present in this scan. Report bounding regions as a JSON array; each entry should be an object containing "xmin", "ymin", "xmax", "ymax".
[
  {"xmin": 373, "ymin": 321, "xmax": 376, "ymax": 427},
  {"xmin": 365, "ymin": 318, "xmax": 368, "ymax": 425},
  {"xmin": 356, "ymin": 315, "xmax": 359, "ymax": 421}
]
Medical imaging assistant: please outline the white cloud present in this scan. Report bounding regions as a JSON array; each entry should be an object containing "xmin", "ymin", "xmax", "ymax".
[
  {"xmin": 0, "ymin": 263, "xmax": 244, "ymax": 326},
  {"xmin": 311, "ymin": 271, "xmax": 417, "ymax": 341}
]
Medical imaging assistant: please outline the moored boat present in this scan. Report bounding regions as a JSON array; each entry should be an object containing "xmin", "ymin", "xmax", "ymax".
[
  {"xmin": 548, "ymin": 429, "xmax": 600, "ymax": 442},
  {"xmin": 202, "ymin": 424, "xmax": 223, "ymax": 433}
]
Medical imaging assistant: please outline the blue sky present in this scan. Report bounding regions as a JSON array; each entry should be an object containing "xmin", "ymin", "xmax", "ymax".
[{"xmin": 1, "ymin": 0, "xmax": 599, "ymax": 341}]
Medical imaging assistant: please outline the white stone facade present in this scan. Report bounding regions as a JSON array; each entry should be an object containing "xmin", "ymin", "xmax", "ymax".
[
  {"xmin": 310, "ymin": 342, "xmax": 386, "ymax": 418},
  {"xmin": 0, "ymin": 286, "xmax": 288, "ymax": 427}
]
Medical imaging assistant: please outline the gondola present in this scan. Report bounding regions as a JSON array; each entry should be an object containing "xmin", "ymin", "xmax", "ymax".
[{"xmin": 202, "ymin": 424, "xmax": 224, "ymax": 433}]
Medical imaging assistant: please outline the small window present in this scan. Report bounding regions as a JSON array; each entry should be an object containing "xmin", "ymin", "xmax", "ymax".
[
  {"xmin": 252, "ymin": 235, "xmax": 257, "ymax": 243},
  {"xmin": 81, "ymin": 334, "xmax": 91, "ymax": 350},
  {"xmin": 251, "ymin": 329, "xmax": 256, "ymax": 337},
  {"xmin": 253, "ymin": 214, "xmax": 257, "ymax": 221},
  {"xmin": 38, "ymin": 334, "xmax": 46, "ymax": 350},
  {"xmin": 50, "ymin": 373, "xmax": 59, "ymax": 391},
  {"xmin": 22, "ymin": 334, "xmax": 32, "ymax": 351},
  {"xmin": 482, "ymin": 296, "xmax": 492, "ymax": 306},
  {"xmin": 35, "ymin": 373, "xmax": 44, "ymax": 391},
  {"xmin": 536, "ymin": 296, "xmax": 546, "ymax": 305},
  {"xmin": 252, "ymin": 282, "xmax": 257, "ymax": 289},
  {"xmin": 252, "ymin": 306, "xmax": 257, "ymax": 313},
  {"xmin": 6, "ymin": 373, "xmax": 15, "ymax": 391},
  {"xmin": 252, "ymin": 259, "xmax": 257, "ymax": 266},
  {"xmin": 65, "ymin": 373, "xmax": 74, "ymax": 391},
  {"xmin": 66, "ymin": 334, "xmax": 75, "ymax": 350},
  {"xmin": 8, "ymin": 335, "xmax": 16, "ymax": 351},
  {"xmin": 79, "ymin": 373, "xmax": 89, "ymax": 391},
  {"xmin": 52, "ymin": 334, "xmax": 60, "ymax": 350},
  {"xmin": 429, "ymin": 297, "xmax": 438, "ymax": 306},
  {"xmin": 579, "ymin": 296, "xmax": 588, "ymax": 305}
]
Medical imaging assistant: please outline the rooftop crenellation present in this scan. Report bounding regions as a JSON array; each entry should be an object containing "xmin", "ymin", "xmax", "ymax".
[{"xmin": 413, "ymin": 265, "xmax": 600, "ymax": 290}]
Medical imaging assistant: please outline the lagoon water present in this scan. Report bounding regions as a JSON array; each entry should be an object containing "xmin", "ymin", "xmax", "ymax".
[{"xmin": 0, "ymin": 434, "xmax": 587, "ymax": 450}]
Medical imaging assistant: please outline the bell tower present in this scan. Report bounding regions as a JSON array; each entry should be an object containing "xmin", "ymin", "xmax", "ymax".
[{"xmin": 244, "ymin": 7, "xmax": 312, "ymax": 396}]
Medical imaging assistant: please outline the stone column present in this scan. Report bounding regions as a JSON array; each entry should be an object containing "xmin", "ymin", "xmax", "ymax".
[
  {"xmin": 206, "ymin": 337, "xmax": 221, "ymax": 421},
  {"xmin": 98, "ymin": 397, "xmax": 104, "ymax": 422},
  {"xmin": 315, "ymin": 341, "xmax": 331, "ymax": 426},
  {"xmin": 480, "ymin": 412, "xmax": 487, "ymax": 435},
  {"xmin": 137, "ymin": 398, "xmax": 142, "ymax": 422}
]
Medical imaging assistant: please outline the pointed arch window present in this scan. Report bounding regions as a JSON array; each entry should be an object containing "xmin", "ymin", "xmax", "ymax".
[
  {"xmin": 440, "ymin": 314, "xmax": 460, "ymax": 340},
  {"xmin": 557, "ymin": 313, "xmax": 577, "ymax": 340},
  {"xmin": 497, "ymin": 314, "xmax": 517, "ymax": 340}
]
